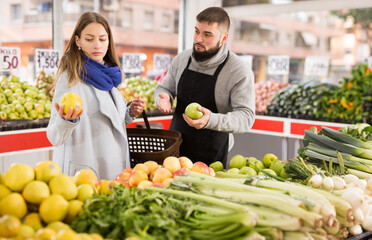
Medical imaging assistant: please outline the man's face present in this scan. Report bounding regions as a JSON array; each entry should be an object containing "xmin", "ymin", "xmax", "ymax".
[{"xmin": 192, "ymin": 21, "xmax": 228, "ymax": 62}]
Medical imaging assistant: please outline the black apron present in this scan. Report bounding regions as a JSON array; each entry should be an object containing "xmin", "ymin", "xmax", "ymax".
[{"xmin": 170, "ymin": 53, "xmax": 230, "ymax": 167}]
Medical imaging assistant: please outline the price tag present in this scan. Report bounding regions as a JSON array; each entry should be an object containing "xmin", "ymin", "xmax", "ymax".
[
  {"xmin": 0, "ymin": 47, "xmax": 21, "ymax": 71},
  {"xmin": 267, "ymin": 55, "xmax": 289, "ymax": 75},
  {"xmin": 153, "ymin": 54, "xmax": 171, "ymax": 73},
  {"xmin": 239, "ymin": 55, "xmax": 253, "ymax": 70},
  {"xmin": 367, "ymin": 56, "xmax": 372, "ymax": 69},
  {"xmin": 122, "ymin": 53, "xmax": 143, "ymax": 74},
  {"xmin": 35, "ymin": 49, "xmax": 60, "ymax": 74},
  {"xmin": 304, "ymin": 56, "xmax": 330, "ymax": 76}
]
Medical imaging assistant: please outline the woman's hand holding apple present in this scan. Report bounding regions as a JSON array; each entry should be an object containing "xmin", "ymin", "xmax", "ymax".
[{"xmin": 55, "ymin": 102, "xmax": 83, "ymax": 120}]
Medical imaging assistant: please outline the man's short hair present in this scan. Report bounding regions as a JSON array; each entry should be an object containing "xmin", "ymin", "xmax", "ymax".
[{"xmin": 196, "ymin": 7, "xmax": 230, "ymax": 32}]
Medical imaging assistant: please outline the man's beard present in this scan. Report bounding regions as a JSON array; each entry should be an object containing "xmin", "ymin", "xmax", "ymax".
[{"xmin": 192, "ymin": 42, "xmax": 221, "ymax": 62}]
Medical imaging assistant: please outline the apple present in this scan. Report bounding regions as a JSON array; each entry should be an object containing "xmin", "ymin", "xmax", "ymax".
[
  {"xmin": 247, "ymin": 157, "xmax": 265, "ymax": 172},
  {"xmin": 152, "ymin": 168, "xmax": 172, "ymax": 183},
  {"xmin": 143, "ymin": 161, "xmax": 160, "ymax": 174},
  {"xmin": 133, "ymin": 164, "xmax": 150, "ymax": 176},
  {"xmin": 173, "ymin": 168, "xmax": 190, "ymax": 177},
  {"xmin": 185, "ymin": 102, "xmax": 203, "ymax": 120},
  {"xmin": 8, "ymin": 104, "xmax": 15, "ymax": 112},
  {"xmin": 137, "ymin": 180, "xmax": 153, "ymax": 190},
  {"xmin": 239, "ymin": 166, "xmax": 257, "ymax": 175},
  {"xmin": 0, "ymin": 93, "xmax": 7, "ymax": 104},
  {"xmin": 179, "ymin": 156, "xmax": 193, "ymax": 169},
  {"xmin": 38, "ymin": 93, "xmax": 47, "ymax": 101},
  {"xmin": 35, "ymin": 104, "xmax": 45, "ymax": 114},
  {"xmin": 8, "ymin": 112, "xmax": 18, "ymax": 119},
  {"xmin": 43, "ymin": 112, "xmax": 51, "ymax": 118},
  {"xmin": 1, "ymin": 105, "xmax": 10, "ymax": 114},
  {"xmin": 17, "ymin": 97, "xmax": 26, "ymax": 105},
  {"xmin": 44, "ymin": 102, "xmax": 52, "ymax": 112},
  {"xmin": 229, "ymin": 155, "xmax": 246, "ymax": 169},
  {"xmin": 262, "ymin": 153, "xmax": 279, "ymax": 168},
  {"xmin": 9, "ymin": 75, "xmax": 20, "ymax": 83},
  {"xmin": 190, "ymin": 162, "xmax": 210, "ymax": 175},
  {"xmin": 269, "ymin": 160, "xmax": 284, "ymax": 176},
  {"xmin": 1, "ymin": 82, "xmax": 10, "ymax": 89},
  {"xmin": 28, "ymin": 110, "xmax": 38, "ymax": 119},
  {"xmin": 7, "ymin": 95, "xmax": 16, "ymax": 103},
  {"xmin": 115, "ymin": 172, "xmax": 131, "ymax": 182},
  {"xmin": 0, "ymin": 111, "xmax": 7, "ymax": 120},
  {"xmin": 59, "ymin": 92, "xmax": 83, "ymax": 114},
  {"xmin": 209, "ymin": 161, "xmax": 224, "ymax": 172},
  {"xmin": 163, "ymin": 156, "xmax": 181, "ymax": 174},
  {"xmin": 24, "ymin": 102, "xmax": 33, "ymax": 112},
  {"xmin": 227, "ymin": 168, "xmax": 240, "ymax": 174},
  {"xmin": 128, "ymin": 170, "xmax": 148, "ymax": 187},
  {"xmin": 4, "ymin": 89, "xmax": 13, "ymax": 98},
  {"xmin": 12, "ymin": 100, "xmax": 20, "ymax": 106},
  {"xmin": 22, "ymin": 82, "xmax": 29, "ymax": 91},
  {"xmin": 0, "ymin": 75, "xmax": 8, "ymax": 83}
]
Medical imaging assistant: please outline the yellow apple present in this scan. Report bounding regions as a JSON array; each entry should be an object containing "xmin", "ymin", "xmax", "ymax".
[{"xmin": 59, "ymin": 92, "xmax": 83, "ymax": 114}]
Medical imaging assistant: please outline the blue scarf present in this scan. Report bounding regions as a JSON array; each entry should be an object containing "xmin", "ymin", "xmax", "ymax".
[{"xmin": 80, "ymin": 55, "xmax": 122, "ymax": 91}]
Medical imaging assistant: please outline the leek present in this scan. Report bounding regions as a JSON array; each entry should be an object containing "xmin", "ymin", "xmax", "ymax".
[
  {"xmin": 320, "ymin": 126, "xmax": 372, "ymax": 149},
  {"xmin": 305, "ymin": 130, "xmax": 372, "ymax": 159}
]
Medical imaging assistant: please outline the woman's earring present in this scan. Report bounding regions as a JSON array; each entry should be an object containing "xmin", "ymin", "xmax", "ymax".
[{"xmin": 78, "ymin": 46, "xmax": 81, "ymax": 50}]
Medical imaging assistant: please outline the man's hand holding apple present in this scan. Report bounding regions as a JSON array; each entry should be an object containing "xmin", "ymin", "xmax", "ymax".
[{"xmin": 183, "ymin": 105, "xmax": 210, "ymax": 129}]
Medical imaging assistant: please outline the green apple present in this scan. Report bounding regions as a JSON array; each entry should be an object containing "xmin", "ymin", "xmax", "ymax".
[
  {"xmin": 8, "ymin": 112, "xmax": 18, "ymax": 119},
  {"xmin": 0, "ymin": 75, "xmax": 8, "ymax": 83},
  {"xmin": 0, "ymin": 111, "xmax": 7, "ymax": 120},
  {"xmin": 38, "ymin": 93, "xmax": 47, "ymax": 101},
  {"xmin": 17, "ymin": 96, "xmax": 26, "ymax": 105},
  {"xmin": 262, "ymin": 153, "xmax": 279, "ymax": 168},
  {"xmin": 269, "ymin": 160, "xmax": 284, "ymax": 176},
  {"xmin": 227, "ymin": 168, "xmax": 240, "ymax": 174},
  {"xmin": 209, "ymin": 161, "xmax": 224, "ymax": 172},
  {"xmin": 0, "ymin": 93, "xmax": 7, "ymax": 104},
  {"xmin": 10, "ymin": 83, "xmax": 21, "ymax": 92},
  {"xmin": 6, "ymin": 95, "xmax": 16, "ymax": 103},
  {"xmin": 12, "ymin": 100, "xmax": 20, "ymax": 106},
  {"xmin": 185, "ymin": 102, "xmax": 203, "ymax": 120},
  {"xmin": 19, "ymin": 111, "xmax": 28, "ymax": 119},
  {"xmin": 239, "ymin": 166, "xmax": 257, "ymax": 175},
  {"xmin": 14, "ymin": 88, "xmax": 24, "ymax": 95},
  {"xmin": 35, "ymin": 103, "xmax": 45, "ymax": 114},
  {"xmin": 8, "ymin": 104, "xmax": 15, "ymax": 113},
  {"xmin": 4, "ymin": 89, "xmax": 13, "ymax": 98},
  {"xmin": 1, "ymin": 105, "xmax": 11, "ymax": 114},
  {"xmin": 229, "ymin": 154, "xmax": 246, "ymax": 169},
  {"xmin": 280, "ymin": 168, "xmax": 289, "ymax": 179},
  {"xmin": 22, "ymin": 82, "xmax": 29, "ymax": 91},
  {"xmin": 15, "ymin": 104, "xmax": 25, "ymax": 114},
  {"xmin": 247, "ymin": 157, "xmax": 264, "ymax": 172},
  {"xmin": 24, "ymin": 102, "xmax": 33, "ymax": 112},
  {"xmin": 43, "ymin": 112, "xmax": 51, "ymax": 118},
  {"xmin": 28, "ymin": 110, "xmax": 38, "ymax": 119},
  {"xmin": 44, "ymin": 102, "xmax": 52, "ymax": 112},
  {"xmin": 9, "ymin": 75, "xmax": 20, "ymax": 83},
  {"xmin": 1, "ymin": 82, "xmax": 10, "ymax": 89}
]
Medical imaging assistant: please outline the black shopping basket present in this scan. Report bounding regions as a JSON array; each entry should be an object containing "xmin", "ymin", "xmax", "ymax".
[{"xmin": 127, "ymin": 110, "xmax": 182, "ymax": 166}]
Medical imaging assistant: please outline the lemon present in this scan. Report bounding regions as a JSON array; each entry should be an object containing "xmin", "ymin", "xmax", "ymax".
[
  {"xmin": 46, "ymin": 221, "xmax": 71, "ymax": 233},
  {"xmin": 74, "ymin": 169, "xmax": 98, "ymax": 186},
  {"xmin": 49, "ymin": 175, "xmax": 78, "ymax": 200},
  {"xmin": 0, "ymin": 184, "xmax": 11, "ymax": 200},
  {"xmin": 77, "ymin": 184, "xmax": 95, "ymax": 202},
  {"xmin": 22, "ymin": 180, "xmax": 50, "ymax": 204},
  {"xmin": 16, "ymin": 224, "xmax": 35, "ymax": 239},
  {"xmin": 0, "ymin": 192, "xmax": 28, "ymax": 219},
  {"xmin": 4, "ymin": 163, "xmax": 35, "ymax": 192},
  {"xmin": 90, "ymin": 233, "xmax": 104, "ymax": 240},
  {"xmin": 34, "ymin": 161, "xmax": 62, "ymax": 183},
  {"xmin": 23, "ymin": 213, "xmax": 43, "ymax": 232},
  {"xmin": 0, "ymin": 214, "xmax": 22, "ymax": 237},
  {"xmin": 78, "ymin": 233, "xmax": 94, "ymax": 240},
  {"xmin": 64, "ymin": 199, "xmax": 83, "ymax": 224},
  {"xmin": 0, "ymin": 173, "xmax": 5, "ymax": 184},
  {"xmin": 39, "ymin": 194, "xmax": 69, "ymax": 224},
  {"xmin": 34, "ymin": 228, "xmax": 57, "ymax": 240}
]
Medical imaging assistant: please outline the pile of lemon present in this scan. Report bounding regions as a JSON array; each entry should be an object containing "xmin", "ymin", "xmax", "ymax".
[{"xmin": 0, "ymin": 161, "xmax": 102, "ymax": 240}]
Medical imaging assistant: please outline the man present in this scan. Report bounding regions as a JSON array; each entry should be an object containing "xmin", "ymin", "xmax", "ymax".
[{"xmin": 154, "ymin": 7, "xmax": 255, "ymax": 167}]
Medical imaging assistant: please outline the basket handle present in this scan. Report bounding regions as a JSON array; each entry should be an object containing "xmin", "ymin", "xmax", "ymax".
[{"xmin": 141, "ymin": 110, "xmax": 151, "ymax": 130}]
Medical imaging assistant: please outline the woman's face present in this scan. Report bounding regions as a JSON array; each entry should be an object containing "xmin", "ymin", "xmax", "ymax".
[{"xmin": 75, "ymin": 22, "xmax": 109, "ymax": 63}]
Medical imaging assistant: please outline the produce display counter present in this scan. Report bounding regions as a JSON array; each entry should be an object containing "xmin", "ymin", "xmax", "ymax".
[{"xmin": 0, "ymin": 115, "xmax": 350, "ymax": 156}]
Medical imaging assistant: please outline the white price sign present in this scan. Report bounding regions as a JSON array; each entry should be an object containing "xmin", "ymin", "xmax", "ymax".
[
  {"xmin": 122, "ymin": 53, "xmax": 143, "ymax": 74},
  {"xmin": 267, "ymin": 55, "xmax": 289, "ymax": 75},
  {"xmin": 367, "ymin": 56, "xmax": 372, "ymax": 69},
  {"xmin": 304, "ymin": 56, "xmax": 330, "ymax": 76},
  {"xmin": 153, "ymin": 54, "xmax": 170, "ymax": 73},
  {"xmin": 35, "ymin": 49, "xmax": 60, "ymax": 74},
  {"xmin": 0, "ymin": 47, "xmax": 21, "ymax": 71},
  {"xmin": 239, "ymin": 55, "xmax": 253, "ymax": 70}
]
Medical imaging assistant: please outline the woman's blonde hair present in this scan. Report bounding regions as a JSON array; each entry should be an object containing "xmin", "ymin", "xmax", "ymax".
[{"xmin": 55, "ymin": 12, "xmax": 123, "ymax": 87}]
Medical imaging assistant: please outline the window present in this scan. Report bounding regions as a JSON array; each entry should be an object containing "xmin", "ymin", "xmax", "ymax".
[
  {"xmin": 161, "ymin": 13, "xmax": 171, "ymax": 32},
  {"xmin": 123, "ymin": 8, "xmax": 132, "ymax": 28},
  {"xmin": 144, "ymin": 11, "xmax": 153, "ymax": 30},
  {"xmin": 11, "ymin": 4, "xmax": 22, "ymax": 21},
  {"xmin": 37, "ymin": 2, "xmax": 52, "ymax": 13}
]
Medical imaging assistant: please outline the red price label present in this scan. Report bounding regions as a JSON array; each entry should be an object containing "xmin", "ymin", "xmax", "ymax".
[{"xmin": 0, "ymin": 47, "xmax": 21, "ymax": 71}]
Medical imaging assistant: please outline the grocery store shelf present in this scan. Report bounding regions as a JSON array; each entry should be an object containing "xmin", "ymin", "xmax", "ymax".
[{"xmin": 0, "ymin": 115, "xmax": 350, "ymax": 155}]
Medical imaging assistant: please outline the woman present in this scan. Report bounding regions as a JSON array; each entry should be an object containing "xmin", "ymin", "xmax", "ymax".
[{"xmin": 47, "ymin": 12, "xmax": 144, "ymax": 180}]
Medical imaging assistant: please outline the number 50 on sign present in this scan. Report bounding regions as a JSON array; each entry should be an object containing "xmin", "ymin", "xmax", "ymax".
[{"xmin": 0, "ymin": 47, "xmax": 21, "ymax": 71}]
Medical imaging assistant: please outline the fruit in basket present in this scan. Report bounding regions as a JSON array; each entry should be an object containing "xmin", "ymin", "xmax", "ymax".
[
  {"xmin": 185, "ymin": 102, "xmax": 203, "ymax": 120},
  {"xmin": 49, "ymin": 175, "xmax": 78, "ymax": 200},
  {"xmin": 229, "ymin": 155, "xmax": 246, "ymax": 169},
  {"xmin": 0, "ymin": 214, "xmax": 21, "ymax": 238},
  {"xmin": 59, "ymin": 92, "xmax": 83, "ymax": 114},
  {"xmin": 163, "ymin": 156, "xmax": 181, "ymax": 174},
  {"xmin": 74, "ymin": 169, "xmax": 97, "ymax": 186},
  {"xmin": 262, "ymin": 153, "xmax": 279, "ymax": 168},
  {"xmin": 39, "ymin": 194, "xmax": 69, "ymax": 223},
  {"xmin": 34, "ymin": 161, "xmax": 62, "ymax": 183},
  {"xmin": 0, "ymin": 192, "xmax": 27, "ymax": 219},
  {"xmin": 179, "ymin": 156, "xmax": 193, "ymax": 169},
  {"xmin": 22, "ymin": 180, "xmax": 50, "ymax": 204},
  {"xmin": 190, "ymin": 162, "xmax": 210, "ymax": 175},
  {"xmin": 4, "ymin": 163, "xmax": 35, "ymax": 192}
]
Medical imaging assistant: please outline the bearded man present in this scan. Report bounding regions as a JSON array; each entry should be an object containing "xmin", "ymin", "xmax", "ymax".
[{"xmin": 154, "ymin": 7, "xmax": 255, "ymax": 167}]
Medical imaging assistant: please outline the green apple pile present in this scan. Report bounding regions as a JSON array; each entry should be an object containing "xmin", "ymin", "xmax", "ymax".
[
  {"xmin": 36, "ymin": 71, "xmax": 55, "ymax": 101},
  {"xmin": 209, "ymin": 153, "xmax": 288, "ymax": 178},
  {"xmin": 0, "ymin": 75, "xmax": 52, "ymax": 121},
  {"xmin": 118, "ymin": 76, "xmax": 158, "ymax": 110}
]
